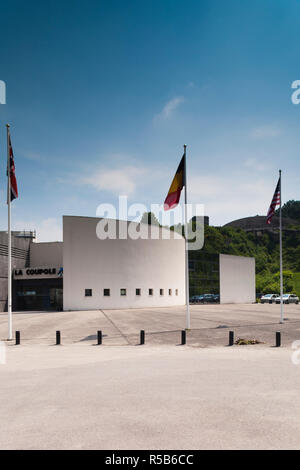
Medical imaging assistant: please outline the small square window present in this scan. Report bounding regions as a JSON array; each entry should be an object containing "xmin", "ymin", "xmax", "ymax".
[
  {"xmin": 175, "ymin": 289, "xmax": 178, "ymax": 296},
  {"xmin": 85, "ymin": 289, "xmax": 92, "ymax": 297},
  {"xmin": 120, "ymin": 288, "xmax": 127, "ymax": 296},
  {"xmin": 169, "ymin": 289, "xmax": 172, "ymax": 296},
  {"xmin": 149, "ymin": 288, "xmax": 153, "ymax": 296},
  {"xmin": 136, "ymin": 288, "xmax": 141, "ymax": 296},
  {"xmin": 103, "ymin": 289, "xmax": 110, "ymax": 296},
  {"xmin": 160, "ymin": 289, "xmax": 164, "ymax": 296}
]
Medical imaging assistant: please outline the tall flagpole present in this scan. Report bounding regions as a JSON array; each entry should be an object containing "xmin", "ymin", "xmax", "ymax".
[
  {"xmin": 183, "ymin": 144, "xmax": 190, "ymax": 330},
  {"xmin": 279, "ymin": 169, "xmax": 283, "ymax": 324},
  {"xmin": 6, "ymin": 124, "xmax": 12, "ymax": 340}
]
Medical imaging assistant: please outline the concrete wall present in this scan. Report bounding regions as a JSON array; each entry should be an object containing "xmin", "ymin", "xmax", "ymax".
[
  {"xmin": 63, "ymin": 216, "xmax": 186, "ymax": 310},
  {"xmin": 0, "ymin": 232, "xmax": 31, "ymax": 311},
  {"xmin": 30, "ymin": 242, "xmax": 63, "ymax": 267},
  {"xmin": 219, "ymin": 254, "xmax": 255, "ymax": 304}
]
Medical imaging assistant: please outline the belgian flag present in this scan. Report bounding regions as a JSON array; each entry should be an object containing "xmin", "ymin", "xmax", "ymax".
[{"xmin": 164, "ymin": 155, "xmax": 185, "ymax": 210}]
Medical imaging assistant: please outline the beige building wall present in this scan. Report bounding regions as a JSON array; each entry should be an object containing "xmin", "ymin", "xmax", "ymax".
[
  {"xmin": 219, "ymin": 254, "xmax": 256, "ymax": 304},
  {"xmin": 30, "ymin": 242, "xmax": 63, "ymax": 267},
  {"xmin": 0, "ymin": 232, "xmax": 31, "ymax": 312},
  {"xmin": 63, "ymin": 216, "xmax": 186, "ymax": 310}
]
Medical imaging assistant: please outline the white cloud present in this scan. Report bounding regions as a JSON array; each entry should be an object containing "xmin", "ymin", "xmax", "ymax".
[
  {"xmin": 154, "ymin": 96, "xmax": 185, "ymax": 121},
  {"xmin": 56, "ymin": 151, "xmax": 284, "ymax": 228},
  {"xmin": 244, "ymin": 157, "xmax": 269, "ymax": 172},
  {"xmin": 13, "ymin": 217, "xmax": 62, "ymax": 242},
  {"xmin": 188, "ymin": 173, "xmax": 275, "ymax": 226},
  {"xmin": 251, "ymin": 125, "xmax": 282, "ymax": 139},
  {"xmin": 22, "ymin": 150, "xmax": 46, "ymax": 162},
  {"xmin": 80, "ymin": 166, "xmax": 148, "ymax": 195}
]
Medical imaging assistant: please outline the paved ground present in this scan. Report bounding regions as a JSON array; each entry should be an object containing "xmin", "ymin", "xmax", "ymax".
[
  {"xmin": 1, "ymin": 345, "xmax": 300, "ymax": 449},
  {"xmin": 0, "ymin": 303, "xmax": 300, "ymax": 347},
  {"xmin": 1, "ymin": 304, "xmax": 300, "ymax": 450}
]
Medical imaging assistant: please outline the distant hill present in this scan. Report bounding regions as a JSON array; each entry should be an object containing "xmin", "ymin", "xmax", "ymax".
[
  {"xmin": 224, "ymin": 215, "xmax": 299, "ymax": 232},
  {"xmin": 225, "ymin": 201, "xmax": 300, "ymax": 232}
]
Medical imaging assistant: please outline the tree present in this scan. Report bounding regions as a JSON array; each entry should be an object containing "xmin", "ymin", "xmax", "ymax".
[
  {"xmin": 276, "ymin": 200, "xmax": 300, "ymax": 221},
  {"xmin": 140, "ymin": 212, "xmax": 160, "ymax": 226},
  {"xmin": 257, "ymin": 271, "xmax": 294, "ymax": 294}
]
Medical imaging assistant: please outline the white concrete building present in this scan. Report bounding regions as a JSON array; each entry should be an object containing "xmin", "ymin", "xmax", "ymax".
[{"xmin": 63, "ymin": 216, "xmax": 186, "ymax": 310}]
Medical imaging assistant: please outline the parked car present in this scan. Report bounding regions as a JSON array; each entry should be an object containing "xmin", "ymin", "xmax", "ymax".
[
  {"xmin": 198, "ymin": 294, "xmax": 216, "ymax": 303},
  {"xmin": 260, "ymin": 294, "xmax": 278, "ymax": 304},
  {"xmin": 275, "ymin": 294, "xmax": 299, "ymax": 304},
  {"xmin": 190, "ymin": 294, "xmax": 218, "ymax": 304},
  {"xmin": 190, "ymin": 295, "xmax": 201, "ymax": 303}
]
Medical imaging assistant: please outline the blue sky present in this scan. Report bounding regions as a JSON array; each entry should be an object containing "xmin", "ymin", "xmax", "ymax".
[{"xmin": 0, "ymin": 0, "xmax": 300, "ymax": 240}]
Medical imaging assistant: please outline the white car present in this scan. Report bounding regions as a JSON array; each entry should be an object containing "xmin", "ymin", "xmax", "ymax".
[
  {"xmin": 275, "ymin": 294, "xmax": 299, "ymax": 304},
  {"xmin": 260, "ymin": 294, "xmax": 278, "ymax": 304}
]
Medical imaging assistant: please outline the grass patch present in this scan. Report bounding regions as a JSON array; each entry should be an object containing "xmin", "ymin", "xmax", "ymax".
[{"xmin": 235, "ymin": 338, "xmax": 263, "ymax": 345}]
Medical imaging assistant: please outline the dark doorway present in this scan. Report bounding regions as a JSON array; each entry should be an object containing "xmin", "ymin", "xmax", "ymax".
[{"xmin": 13, "ymin": 278, "xmax": 63, "ymax": 311}]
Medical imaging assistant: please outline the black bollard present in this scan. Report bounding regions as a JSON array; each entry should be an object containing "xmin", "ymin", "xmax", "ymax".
[
  {"xmin": 15, "ymin": 331, "xmax": 20, "ymax": 345},
  {"xmin": 97, "ymin": 330, "xmax": 102, "ymax": 345},
  {"xmin": 56, "ymin": 330, "xmax": 61, "ymax": 345},
  {"xmin": 140, "ymin": 330, "xmax": 145, "ymax": 345},
  {"xmin": 229, "ymin": 331, "xmax": 234, "ymax": 346},
  {"xmin": 276, "ymin": 331, "xmax": 281, "ymax": 348},
  {"xmin": 181, "ymin": 330, "xmax": 186, "ymax": 345}
]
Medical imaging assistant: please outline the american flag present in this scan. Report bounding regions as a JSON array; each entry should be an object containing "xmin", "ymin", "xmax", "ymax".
[
  {"xmin": 266, "ymin": 177, "xmax": 281, "ymax": 224},
  {"xmin": 7, "ymin": 133, "xmax": 18, "ymax": 203}
]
